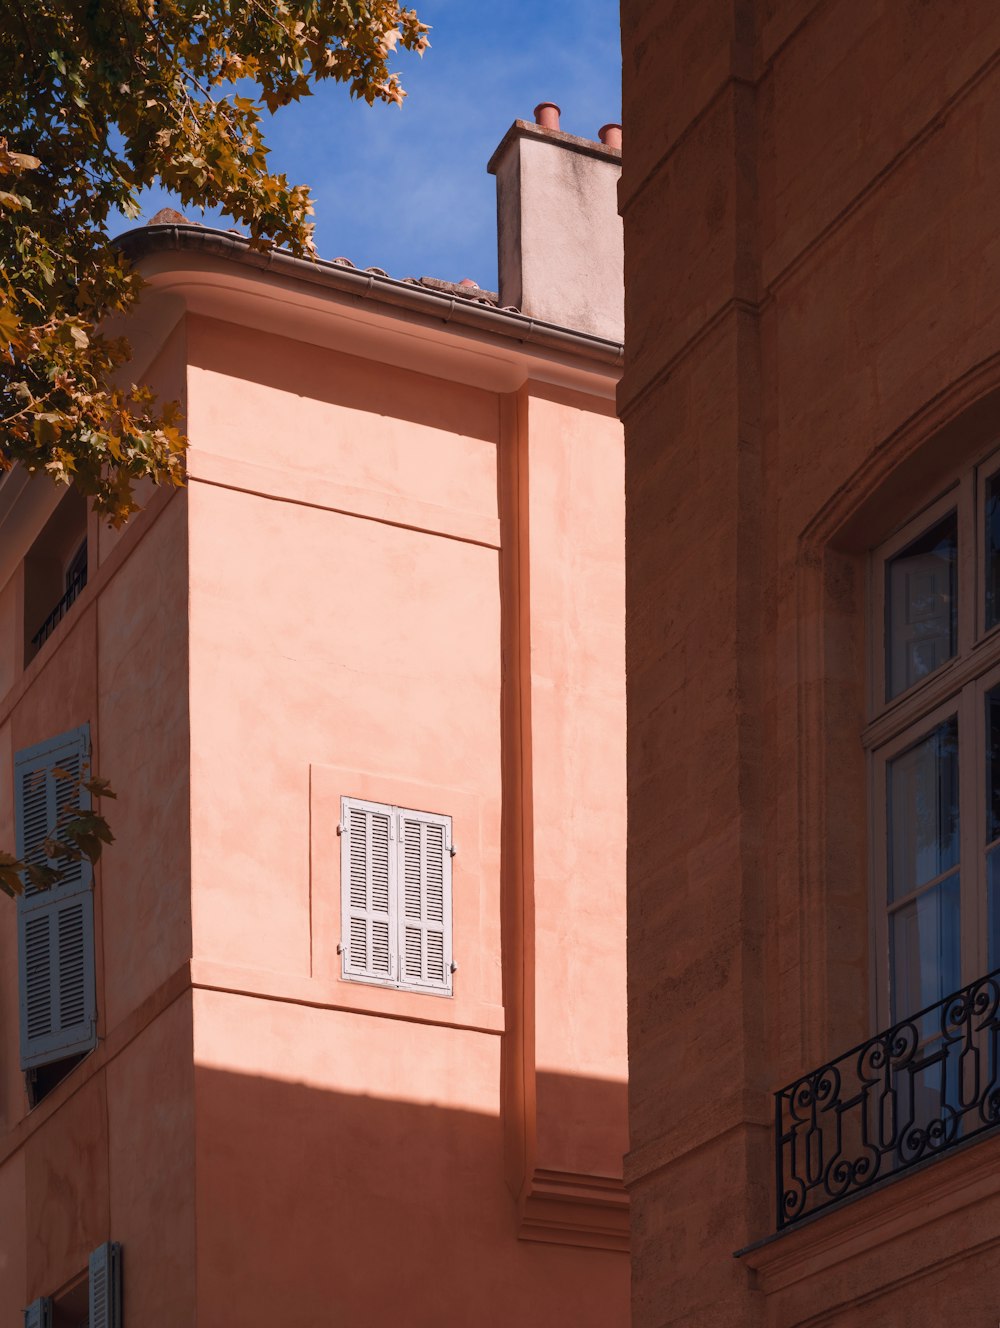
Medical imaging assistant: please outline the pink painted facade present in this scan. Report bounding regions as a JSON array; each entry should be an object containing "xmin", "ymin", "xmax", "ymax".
[{"xmin": 0, "ymin": 118, "xmax": 627, "ymax": 1324}]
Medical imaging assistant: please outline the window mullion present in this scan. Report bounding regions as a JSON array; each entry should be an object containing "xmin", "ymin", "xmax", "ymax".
[
  {"xmin": 871, "ymin": 743, "xmax": 891, "ymax": 1030},
  {"xmin": 959, "ymin": 681, "xmax": 982, "ymax": 985}
]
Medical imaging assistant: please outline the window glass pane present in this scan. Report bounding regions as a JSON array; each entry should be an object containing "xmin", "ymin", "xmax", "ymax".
[
  {"xmin": 885, "ymin": 512, "xmax": 957, "ymax": 700},
  {"xmin": 988, "ymin": 685, "xmax": 1000, "ymax": 845},
  {"xmin": 985, "ymin": 470, "xmax": 1000, "ymax": 630},
  {"xmin": 890, "ymin": 874, "xmax": 961, "ymax": 1023},
  {"xmin": 887, "ymin": 717, "xmax": 959, "ymax": 902},
  {"xmin": 988, "ymin": 848, "xmax": 1000, "ymax": 971}
]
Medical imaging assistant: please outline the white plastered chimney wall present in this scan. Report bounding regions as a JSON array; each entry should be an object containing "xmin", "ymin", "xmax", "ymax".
[{"xmin": 488, "ymin": 110, "xmax": 623, "ymax": 342}]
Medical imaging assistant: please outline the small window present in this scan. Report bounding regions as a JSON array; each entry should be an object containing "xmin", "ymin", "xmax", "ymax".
[
  {"xmin": 23, "ymin": 489, "xmax": 88, "ymax": 664},
  {"xmin": 24, "ymin": 1241, "xmax": 122, "ymax": 1328},
  {"xmin": 339, "ymin": 796, "xmax": 454, "ymax": 996},
  {"xmin": 14, "ymin": 726, "xmax": 98, "ymax": 1104}
]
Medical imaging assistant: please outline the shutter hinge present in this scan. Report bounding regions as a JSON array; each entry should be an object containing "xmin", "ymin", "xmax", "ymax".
[
  {"xmin": 336, "ymin": 822, "xmax": 344, "ymax": 836},
  {"xmin": 450, "ymin": 962, "xmax": 458, "ymax": 974},
  {"xmin": 449, "ymin": 844, "xmax": 457, "ymax": 857},
  {"xmin": 337, "ymin": 941, "xmax": 344, "ymax": 954}
]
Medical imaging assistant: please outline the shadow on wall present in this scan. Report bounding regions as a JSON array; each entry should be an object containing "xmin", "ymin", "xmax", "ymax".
[{"xmin": 191, "ymin": 1066, "xmax": 629, "ymax": 1328}]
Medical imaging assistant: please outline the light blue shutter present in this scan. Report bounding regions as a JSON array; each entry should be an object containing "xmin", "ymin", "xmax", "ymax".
[
  {"xmin": 341, "ymin": 798, "xmax": 396, "ymax": 982},
  {"xmin": 88, "ymin": 1241, "xmax": 122, "ymax": 1328},
  {"xmin": 23, "ymin": 1299, "xmax": 52, "ymax": 1328},
  {"xmin": 15, "ymin": 726, "xmax": 97, "ymax": 1069},
  {"xmin": 397, "ymin": 809, "xmax": 453, "ymax": 995}
]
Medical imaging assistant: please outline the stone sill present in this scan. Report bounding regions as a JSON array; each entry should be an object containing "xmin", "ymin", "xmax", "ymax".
[{"xmin": 737, "ymin": 1128, "xmax": 1000, "ymax": 1294}]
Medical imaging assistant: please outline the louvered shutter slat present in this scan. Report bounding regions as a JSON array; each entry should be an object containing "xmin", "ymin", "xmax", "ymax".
[
  {"xmin": 397, "ymin": 812, "xmax": 452, "ymax": 994},
  {"xmin": 15, "ymin": 727, "xmax": 97, "ymax": 1069},
  {"xmin": 24, "ymin": 912, "xmax": 53, "ymax": 1041},
  {"xmin": 52, "ymin": 749, "xmax": 85, "ymax": 891},
  {"xmin": 341, "ymin": 798, "xmax": 395, "ymax": 982},
  {"xmin": 20, "ymin": 769, "xmax": 48, "ymax": 897},
  {"xmin": 88, "ymin": 1241, "xmax": 122, "ymax": 1328},
  {"xmin": 340, "ymin": 798, "xmax": 452, "ymax": 995},
  {"xmin": 58, "ymin": 901, "xmax": 87, "ymax": 1026}
]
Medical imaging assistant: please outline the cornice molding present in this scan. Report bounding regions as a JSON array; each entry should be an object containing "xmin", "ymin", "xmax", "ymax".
[{"xmin": 518, "ymin": 1167, "xmax": 629, "ymax": 1252}]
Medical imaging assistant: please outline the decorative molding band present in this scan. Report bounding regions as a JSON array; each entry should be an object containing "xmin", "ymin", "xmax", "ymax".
[{"xmin": 518, "ymin": 1168, "xmax": 629, "ymax": 1253}]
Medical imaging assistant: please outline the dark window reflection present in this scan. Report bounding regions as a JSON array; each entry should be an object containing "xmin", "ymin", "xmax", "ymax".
[
  {"xmin": 888, "ymin": 717, "xmax": 960, "ymax": 901},
  {"xmin": 986, "ymin": 471, "xmax": 1000, "ymax": 630},
  {"xmin": 885, "ymin": 513, "xmax": 958, "ymax": 700}
]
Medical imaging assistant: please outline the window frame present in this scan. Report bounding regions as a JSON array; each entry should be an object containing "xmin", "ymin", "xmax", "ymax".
[{"xmin": 866, "ymin": 445, "xmax": 1000, "ymax": 1028}]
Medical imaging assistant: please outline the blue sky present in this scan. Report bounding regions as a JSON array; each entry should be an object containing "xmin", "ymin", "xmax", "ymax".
[{"xmin": 129, "ymin": 0, "xmax": 621, "ymax": 292}]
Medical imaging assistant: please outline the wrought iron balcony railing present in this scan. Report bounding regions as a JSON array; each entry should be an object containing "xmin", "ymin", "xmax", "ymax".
[
  {"xmin": 30, "ymin": 560, "xmax": 88, "ymax": 651},
  {"xmin": 776, "ymin": 968, "xmax": 1000, "ymax": 1229}
]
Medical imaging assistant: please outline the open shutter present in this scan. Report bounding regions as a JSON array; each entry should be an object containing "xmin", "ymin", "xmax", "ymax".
[
  {"xmin": 340, "ymin": 797, "xmax": 396, "ymax": 982},
  {"xmin": 397, "ymin": 809, "xmax": 453, "ymax": 994},
  {"xmin": 15, "ymin": 726, "xmax": 97, "ymax": 1069},
  {"xmin": 89, "ymin": 1241, "xmax": 122, "ymax": 1328},
  {"xmin": 23, "ymin": 1299, "xmax": 52, "ymax": 1328}
]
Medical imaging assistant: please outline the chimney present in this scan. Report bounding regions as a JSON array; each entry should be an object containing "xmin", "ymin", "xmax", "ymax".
[{"xmin": 487, "ymin": 106, "xmax": 623, "ymax": 341}]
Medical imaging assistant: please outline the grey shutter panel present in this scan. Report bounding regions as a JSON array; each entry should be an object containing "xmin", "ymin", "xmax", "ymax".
[
  {"xmin": 89, "ymin": 1241, "xmax": 122, "ymax": 1328},
  {"xmin": 15, "ymin": 726, "xmax": 97, "ymax": 1069},
  {"xmin": 397, "ymin": 809, "xmax": 453, "ymax": 995},
  {"xmin": 23, "ymin": 1299, "xmax": 52, "ymax": 1328},
  {"xmin": 341, "ymin": 797, "xmax": 396, "ymax": 982}
]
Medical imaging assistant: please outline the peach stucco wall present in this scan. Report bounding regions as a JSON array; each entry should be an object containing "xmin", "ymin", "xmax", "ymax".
[
  {"xmin": 0, "ymin": 292, "xmax": 627, "ymax": 1317},
  {"xmin": 519, "ymin": 387, "xmax": 627, "ymax": 1180},
  {"xmin": 0, "ymin": 276, "xmax": 626, "ymax": 1322},
  {"xmin": 0, "ymin": 323, "xmax": 196, "ymax": 1320},
  {"xmin": 0, "ymin": 515, "xmax": 195, "ymax": 1319},
  {"xmin": 182, "ymin": 313, "xmax": 627, "ymax": 1323}
]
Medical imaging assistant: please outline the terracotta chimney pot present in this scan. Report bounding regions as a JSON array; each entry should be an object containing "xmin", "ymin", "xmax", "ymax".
[
  {"xmin": 598, "ymin": 124, "xmax": 622, "ymax": 149},
  {"xmin": 534, "ymin": 102, "xmax": 561, "ymax": 131}
]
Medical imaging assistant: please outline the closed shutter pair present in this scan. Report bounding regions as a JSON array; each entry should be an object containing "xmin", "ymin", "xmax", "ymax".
[
  {"xmin": 24, "ymin": 1241, "xmax": 121, "ymax": 1327},
  {"xmin": 341, "ymin": 797, "xmax": 454, "ymax": 995},
  {"xmin": 14, "ymin": 726, "xmax": 98, "ymax": 1071}
]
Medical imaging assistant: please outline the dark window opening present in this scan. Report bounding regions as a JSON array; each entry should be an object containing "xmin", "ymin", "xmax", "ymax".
[
  {"xmin": 23, "ymin": 489, "xmax": 88, "ymax": 665},
  {"xmin": 26, "ymin": 1051, "xmax": 88, "ymax": 1109},
  {"xmin": 52, "ymin": 1276, "xmax": 88, "ymax": 1328}
]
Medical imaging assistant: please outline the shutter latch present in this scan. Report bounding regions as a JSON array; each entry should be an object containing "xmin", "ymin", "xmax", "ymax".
[
  {"xmin": 449, "ymin": 844, "xmax": 457, "ymax": 857},
  {"xmin": 336, "ymin": 822, "xmax": 345, "ymax": 836}
]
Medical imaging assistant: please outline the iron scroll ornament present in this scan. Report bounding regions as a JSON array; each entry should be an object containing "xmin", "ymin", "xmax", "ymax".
[{"xmin": 775, "ymin": 969, "xmax": 1000, "ymax": 1228}]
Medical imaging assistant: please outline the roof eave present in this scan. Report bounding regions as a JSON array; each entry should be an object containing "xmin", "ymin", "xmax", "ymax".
[{"xmin": 116, "ymin": 223, "xmax": 625, "ymax": 371}]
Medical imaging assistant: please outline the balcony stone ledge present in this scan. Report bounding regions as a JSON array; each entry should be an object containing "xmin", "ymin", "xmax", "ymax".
[{"xmin": 736, "ymin": 1127, "xmax": 1000, "ymax": 1303}]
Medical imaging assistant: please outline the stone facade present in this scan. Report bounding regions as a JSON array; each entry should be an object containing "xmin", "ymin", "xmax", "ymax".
[{"xmin": 621, "ymin": 4, "xmax": 1000, "ymax": 1325}]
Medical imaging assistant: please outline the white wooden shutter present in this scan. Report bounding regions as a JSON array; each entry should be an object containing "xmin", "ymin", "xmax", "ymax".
[
  {"xmin": 397, "ymin": 808, "xmax": 453, "ymax": 995},
  {"xmin": 340, "ymin": 797, "xmax": 396, "ymax": 982},
  {"xmin": 15, "ymin": 727, "xmax": 97, "ymax": 1069},
  {"xmin": 88, "ymin": 1241, "xmax": 122, "ymax": 1328},
  {"xmin": 23, "ymin": 1299, "xmax": 52, "ymax": 1328}
]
